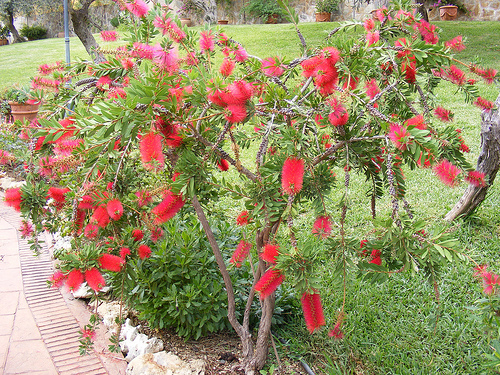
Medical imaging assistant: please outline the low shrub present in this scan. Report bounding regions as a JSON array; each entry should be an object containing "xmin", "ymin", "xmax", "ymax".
[{"xmin": 20, "ymin": 24, "xmax": 47, "ymax": 40}]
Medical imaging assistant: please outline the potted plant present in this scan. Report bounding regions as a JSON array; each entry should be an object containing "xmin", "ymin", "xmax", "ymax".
[
  {"xmin": 315, "ymin": 0, "xmax": 341, "ymax": 22},
  {"xmin": 431, "ymin": 0, "xmax": 467, "ymax": 20},
  {"xmin": 177, "ymin": 0, "xmax": 203, "ymax": 26},
  {"xmin": 1, "ymin": 86, "xmax": 41, "ymax": 123},
  {"xmin": 0, "ymin": 25, "xmax": 10, "ymax": 46},
  {"xmin": 243, "ymin": 0, "xmax": 283, "ymax": 24}
]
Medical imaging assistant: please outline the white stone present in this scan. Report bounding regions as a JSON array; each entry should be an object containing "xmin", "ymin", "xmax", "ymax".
[
  {"xmin": 120, "ymin": 318, "xmax": 164, "ymax": 362},
  {"xmin": 97, "ymin": 301, "xmax": 128, "ymax": 335},
  {"xmin": 71, "ymin": 282, "xmax": 111, "ymax": 299},
  {"xmin": 126, "ymin": 351, "xmax": 205, "ymax": 375},
  {"xmin": 0, "ymin": 177, "xmax": 25, "ymax": 190}
]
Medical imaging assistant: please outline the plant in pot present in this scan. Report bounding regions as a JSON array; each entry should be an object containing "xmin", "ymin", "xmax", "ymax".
[
  {"xmin": 177, "ymin": 0, "xmax": 204, "ymax": 26},
  {"xmin": 243, "ymin": 0, "xmax": 283, "ymax": 24},
  {"xmin": 1, "ymin": 86, "xmax": 41, "ymax": 123},
  {"xmin": 0, "ymin": 25, "xmax": 10, "ymax": 45},
  {"xmin": 431, "ymin": 0, "xmax": 467, "ymax": 20},
  {"xmin": 315, "ymin": 0, "xmax": 341, "ymax": 22}
]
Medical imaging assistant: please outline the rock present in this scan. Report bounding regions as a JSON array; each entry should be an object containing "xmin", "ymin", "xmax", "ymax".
[
  {"xmin": 126, "ymin": 351, "xmax": 205, "ymax": 375},
  {"xmin": 120, "ymin": 318, "xmax": 164, "ymax": 362},
  {"xmin": 97, "ymin": 301, "xmax": 127, "ymax": 335},
  {"xmin": 71, "ymin": 282, "xmax": 111, "ymax": 299},
  {"xmin": 0, "ymin": 177, "xmax": 25, "ymax": 190}
]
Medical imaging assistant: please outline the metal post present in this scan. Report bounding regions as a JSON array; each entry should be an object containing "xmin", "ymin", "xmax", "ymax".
[{"xmin": 64, "ymin": 0, "xmax": 70, "ymax": 65}]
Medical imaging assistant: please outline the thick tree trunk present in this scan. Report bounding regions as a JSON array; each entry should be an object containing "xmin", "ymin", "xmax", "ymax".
[
  {"xmin": 445, "ymin": 93, "xmax": 500, "ymax": 221},
  {"xmin": 5, "ymin": 10, "xmax": 23, "ymax": 43},
  {"xmin": 69, "ymin": 0, "xmax": 104, "ymax": 62},
  {"xmin": 415, "ymin": 1, "xmax": 429, "ymax": 23}
]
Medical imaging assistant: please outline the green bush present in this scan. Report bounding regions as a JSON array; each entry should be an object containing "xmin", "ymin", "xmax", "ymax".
[
  {"xmin": 120, "ymin": 214, "xmax": 237, "ymax": 339},
  {"xmin": 20, "ymin": 24, "xmax": 47, "ymax": 40}
]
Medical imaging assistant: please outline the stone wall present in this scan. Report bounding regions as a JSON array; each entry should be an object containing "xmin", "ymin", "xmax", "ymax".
[
  {"xmin": 426, "ymin": 0, "xmax": 500, "ymax": 21},
  {"xmin": 14, "ymin": 3, "xmax": 120, "ymax": 39}
]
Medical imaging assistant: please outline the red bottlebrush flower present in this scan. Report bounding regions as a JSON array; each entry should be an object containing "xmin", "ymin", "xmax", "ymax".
[
  {"xmin": 480, "ymin": 68, "xmax": 497, "ymax": 84},
  {"xmin": 135, "ymin": 190, "xmax": 152, "ymax": 207},
  {"xmin": 312, "ymin": 216, "xmax": 332, "ymax": 239},
  {"xmin": 200, "ymin": 31, "xmax": 215, "ymax": 51},
  {"xmin": 445, "ymin": 35, "xmax": 465, "ymax": 52},
  {"xmin": 108, "ymin": 88, "xmax": 127, "ymax": 100},
  {"xmin": 363, "ymin": 18, "xmax": 375, "ymax": 31},
  {"xmin": 19, "ymin": 220, "xmax": 34, "ymax": 238},
  {"xmin": 255, "ymin": 269, "xmax": 285, "ymax": 300},
  {"xmin": 447, "ymin": 65, "xmax": 466, "ymax": 86},
  {"xmin": 473, "ymin": 264, "xmax": 488, "ymax": 278},
  {"xmin": 48, "ymin": 271, "xmax": 66, "ymax": 288},
  {"xmin": 402, "ymin": 59, "xmax": 416, "ymax": 83},
  {"xmin": 85, "ymin": 268, "xmax": 106, "ymax": 292},
  {"xmin": 106, "ymin": 199, "xmax": 124, "ymax": 220},
  {"xmin": 132, "ymin": 42, "xmax": 154, "ymax": 59},
  {"xmin": 328, "ymin": 322, "xmax": 344, "ymax": 340},
  {"xmin": 153, "ymin": 43, "xmax": 179, "ymax": 73},
  {"xmin": 233, "ymin": 46, "xmax": 249, "ymax": 62},
  {"xmin": 132, "ymin": 229, "xmax": 144, "ymax": 241},
  {"xmin": 261, "ymin": 57, "xmax": 284, "ymax": 77},
  {"xmin": 121, "ymin": 58, "xmax": 134, "ymax": 70},
  {"xmin": 120, "ymin": 247, "xmax": 131, "ymax": 258},
  {"xmin": 229, "ymin": 240, "xmax": 252, "ymax": 267},
  {"xmin": 366, "ymin": 30, "xmax": 380, "ymax": 46},
  {"xmin": 405, "ymin": 114, "xmax": 427, "ymax": 130},
  {"xmin": 389, "ymin": 123, "xmax": 411, "ymax": 150},
  {"xmin": 328, "ymin": 98, "xmax": 349, "ymax": 126},
  {"xmin": 217, "ymin": 158, "xmax": 230, "ymax": 171},
  {"xmin": 261, "ymin": 244, "xmax": 280, "ymax": 264},
  {"xmin": 151, "ymin": 190, "xmax": 185, "ymax": 225},
  {"xmin": 98, "ymin": 253, "xmax": 124, "ymax": 272},
  {"xmin": 301, "ymin": 292, "xmax": 326, "ymax": 334},
  {"xmin": 281, "ymin": 157, "xmax": 305, "ymax": 195},
  {"xmin": 47, "ymin": 187, "xmax": 70, "ymax": 204},
  {"xmin": 220, "ymin": 58, "xmax": 235, "ymax": 77},
  {"xmin": 225, "ymin": 104, "xmax": 247, "ymax": 123},
  {"xmin": 224, "ymin": 80, "xmax": 254, "ymax": 105},
  {"xmin": 126, "ymin": 0, "xmax": 149, "ymax": 17},
  {"xmin": 236, "ymin": 211, "xmax": 250, "ymax": 226},
  {"xmin": 465, "ymin": 170, "xmax": 486, "ymax": 187},
  {"xmin": 96, "ymin": 75, "xmax": 112, "ymax": 90},
  {"xmin": 79, "ymin": 195, "xmax": 94, "ymax": 209},
  {"xmin": 365, "ymin": 79, "xmax": 380, "ymax": 99},
  {"xmin": 138, "ymin": 244, "xmax": 152, "ymax": 259},
  {"xmin": 81, "ymin": 328, "xmax": 96, "ymax": 340},
  {"xmin": 100, "ymin": 30, "xmax": 118, "ymax": 42},
  {"xmin": 139, "ymin": 132, "xmax": 165, "ymax": 172},
  {"xmin": 434, "ymin": 106, "xmax": 453, "ymax": 122},
  {"xmin": 0, "ymin": 149, "xmax": 14, "ymax": 164},
  {"xmin": 151, "ymin": 227, "xmax": 164, "ymax": 243},
  {"xmin": 369, "ymin": 249, "xmax": 382, "ymax": 265},
  {"xmin": 460, "ymin": 142, "xmax": 470, "ymax": 153},
  {"xmin": 417, "ymin": 151, "xmax": 433, "ymax": 168},
  {"xmin": 416, "ymin": 20, "xmax": 439, "ymax": 44},
  {"xmin": 90, "ymin": 205, "xmax": 110, "ymax": 228},
  {"xmin": 301, "ymin": 56, "xmax": 322, "ymax": 78},
  {"xmin": 53, "ymin": 138, "xmax": 83, "ymax": 157},
  {"xmin": 66, "ymin": 269, "xmax": 84, "ymax": 291},
  {"xmin": 153, "ymin": 15, "xmax": 185, "ymax": 42},
  {"xmin": 434, "ymin": 159, "xmax": 461, "ymax": 187},
  {"xmin": 4, "ymin": 188, "xmax": 22, "ymax": 211},
  {"xmin": 84, "ymin": 224, "xmax": 99, "ymax": 238},
  {"xmin": 475, "ymin": 97, "xmax": 494, "ymax": 111},
  {"xmin": 481, "ymin": 271, "xmax": 500, "ymax": 295}
]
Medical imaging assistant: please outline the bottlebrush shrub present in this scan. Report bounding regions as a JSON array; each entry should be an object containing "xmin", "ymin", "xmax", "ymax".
[{"xmin": 4, "ymin": 0, "xmax": 498, "ymax": 372}]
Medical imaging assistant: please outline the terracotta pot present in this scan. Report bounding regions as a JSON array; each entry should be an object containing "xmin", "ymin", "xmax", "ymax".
[
  {"xmin": 315, "ymin": 12, "xmax": 331, "ymax": 22},
  {"xmin": 180, "ymin": 18, "xmax": 192, "ymax": 27},
  {"xmin": 0, "ymin": 38, "xmax": 8, "ymax": 46},
  {"xmin": 8, "ymin": 101, "xmax": 39, "ymax": 123},
  {"xmin": 217, "ymin": 20, "xmax": 229, "ymax": 25},
  {"xmin": 439, "ymin": 5, "xmax": 458, "ymax": 21},
  {"xmin": 265, "ymin": 14, "xmax": 279, "ymax": 24}
]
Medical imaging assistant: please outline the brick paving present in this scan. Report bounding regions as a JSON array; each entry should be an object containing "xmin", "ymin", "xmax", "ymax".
[{"xmin": 0, "ymin": 194, "xmax": 127, "ymax": 374}]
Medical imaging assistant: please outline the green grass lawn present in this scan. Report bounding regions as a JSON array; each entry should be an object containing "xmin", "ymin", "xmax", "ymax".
[{"xmin": 1, "ymin": 20, "xmax": 500, "ymax": 375}]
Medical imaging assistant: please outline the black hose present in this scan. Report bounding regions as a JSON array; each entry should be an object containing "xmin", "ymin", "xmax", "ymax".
[{"xmin": 271, "ymin": 330, "xmax": 316, "ymax": 375}]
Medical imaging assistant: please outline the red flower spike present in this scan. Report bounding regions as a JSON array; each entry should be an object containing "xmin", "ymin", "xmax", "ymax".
[
  {"xmin": 4, "ymin": 188, "xmax": 22, "ymax": 211},
  {"xmin": 465, "ymin": 171, "xmax": 486, "ymax": 187},
  {"xmin": 84, "ymin": 224, "xmax": 99, "ymax": 238},
  {"xmin": 151, "ymin": 228, "xmax": 164, "ymax": 243},
  {"xmin": 328, "ymin": 98, "xmax": 349, "ymax": 126},
  {"xmin": 230, "ymin": 240, "xmax": 252, "ymax": 267},
  {"xmin": 79, "ymin": 194, "xmax": 94, "ymax": 209},
  {"xmin": 90, "ymin": 205, "xmax": 110, "ymax": 228},
  {"xmin": 132, "ymin": 229, "xmax": 144, "ymax": 241},
  {"xmin": 445, "ymin": 35, "xmax": 465, "ymax": 52},
  {"xmin": 98, "ymin": 254, "xmax": 125, "ymax": 272},
  {"xmin": 85, "ymin": 268, "xmax": 106, "ymax": 292},
  {"xmin": 225, "ymin": 104, "xmax": 247, "ymax": 123},
  {"xmin": 125, "ymin": 0, "xmax": 149, "ymax": 17},
  {"xmin": 106, "ymin": 199, "xmax": 123, "ymax": 220},
  {"xmin": 474, "ymin": 97, "xmax": 494, "ymax": 111},
  {"xmin": 138, "ymin": 244, "xmax": 152, "ymax": 260},
  {"xmin": 220, "ymin": 58, "xmax": 235, "ymax": 77},
  {"xmin": 120, "ymin": 247, "xmax": 131, "ymax": 259},
  {"xmin": 434, "ymin": 160, "xmax": 461, "ymax": 187},
  {"xmin": 260, "ymin": 244, "xmax": 280, "ymax": 264},
  {"xmin": 281, "ymin": 157, "xmax": 305, "ymax": 195},
  {"xmin": 434, "ymin": 106, "xmax": 453, "ymax": 122},
  {"xmin": 139, "ymin": 132, "xmax": 165, "ymax": 172},
  {"xmin": 301, "ymin": 292, "xmax": 326, "ymax": 334},
  {"xmin": 405, "ymin": 114, "xmax": 427, "ymax": 130},
  {"xmin": 135, "ymin": 190, "xmax": 152, "ymax": 207},
  {"xmin": 200, "ymin": 30, "xmax": 215, "ymax": 52},
  {"xmin": 217, "ymin": 159, "xmax": 230, "ymax": 171},
  {"xmin": 328, "ymin": 321, "xmax": 344, "ymax": 340},
  {"xmin": 236, "ymin": 211, "xmax": 250, "ymax": 226},
  {"xmin": 48, "ymin": 271, "xmax": 66, "ymax": 288},
  {"xmin": 389, "ymin": 123, "xmax": 411, "ymax": 150},
  {"xmin": 151, "ymin": 190, "xmax": 185, "ymax": 225},
  {"xmin": 255, "ymin": 269, "xmax": 285, "ymax": 300},
  {"xmin": 66, "ymin": 269, "xmax": 84, "ymax": 291},
  {"xmin": 312, "ymin": 216, "xmax": 332, "ymax": 239}
]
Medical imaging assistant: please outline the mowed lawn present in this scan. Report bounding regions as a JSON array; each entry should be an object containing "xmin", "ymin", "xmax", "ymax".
[{"xmin": 1, "ymin": 19, "xmax": 500, "ymax": 374}]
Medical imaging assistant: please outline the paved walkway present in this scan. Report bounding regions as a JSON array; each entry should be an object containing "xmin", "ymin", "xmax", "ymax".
[{"xmin": 0, "ymin": 194, "xmax": 127, "ymax": 374}]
